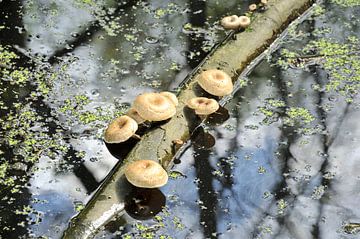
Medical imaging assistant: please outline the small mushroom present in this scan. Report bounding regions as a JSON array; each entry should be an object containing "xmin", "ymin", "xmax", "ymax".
[
  {"xmin": 133, "ymin": 93, "xmax": 176, "ymax": 121},
  {"xmin": 187, "ymin": 97, "xmax": 219, "ymax": 116},
  {"xmin": 261, "ymin": 0, "xmax": 268, "ymax": 4},
  {"xmin": 238, "ymin": 16, "xmax": 251, "ymax": 28},
  {"xmin": 249, "ymin": 4, "xmax": 257, "ymax": 11},
  {"xmin": 104, "ymin": 115, "xmax": 139, "ymax": 144},
  {"xmin": 126, "ymin": 108, "xmax": 146, "ymax": 124},
  {"xmin": 220, "ymin": 15, "xmax": 242, "ymax": 30},
  {"xmin": 197, "ymin": 69, "xmax": 233, "ymax": 96},
  {"xmin": 160, "ymin": 91, "xmax": 178, "ymax": 106},
  {"xmin": 172, "ymin": 139, "xmax": 184, "ymax": 152},
  {"xmin": 125, "ymin": 160, "xmax": 168, "ymax": 188}
]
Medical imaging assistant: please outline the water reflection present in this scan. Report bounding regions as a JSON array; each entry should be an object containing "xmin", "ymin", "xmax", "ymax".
[
  {"xmin": 104, "ymin": 138, "xmax": 139, "ymax": 160},
  {"xmin": 1, "ymin": 0, "xmax": 244, "ymax": 237},
  {"xmin": 206, "ymin": 106, "xmax": 230, "ymax": 126},
  {"xmin": 191, "ymin": 127, "xmax": 216, "ymax": 149},
  {"xmin": 1, "ymin": 0, "xmax": 359, "ymax": 238},
  {"xmin": 125, "ymin": 187, "xmax": 166, "ymax": 220},
  {"xmin": 94, "ymin": 2, "xmax": 360, "ymax": 238}
]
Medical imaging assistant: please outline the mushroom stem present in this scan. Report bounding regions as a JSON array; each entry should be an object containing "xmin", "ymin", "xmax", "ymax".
[
  {"xmin": 198, "ymin": 115, "xmax": 206, "ymax": 121},
  {"xmin": 132, "ymin": 134, "xmax": 141, "ymax": 140}
]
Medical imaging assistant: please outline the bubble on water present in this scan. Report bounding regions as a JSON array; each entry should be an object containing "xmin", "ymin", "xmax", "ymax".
[
  {"xmin": 145, "ymin": 36, "xmax": 158, "ymax": 44},
  {"xmin": 120, "ymin": 69, "xmax": 130, "ymax": 75},
  {"xmin": 119, "ymin": 87, "xmax": 126, "ymax": 93},
  {"xmin": 328, "ymin": 95, "xmax": 337, "ymax": 102},
  {"xmin": 318, "ymin": 151, "xmax": 328, "ymax": 157},
  {"xmin": 90, "ymin": 89, "xmax": 100, "ymax": 96},
  {"xmin": 90, "ymin": 157, "xmax": 98, "ymax": 162}
]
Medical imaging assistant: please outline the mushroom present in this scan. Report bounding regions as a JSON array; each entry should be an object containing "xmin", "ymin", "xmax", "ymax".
[
  {"xmin": 133, "ymin": 93, "xmax": 176, "ymax": 121},
  {"xmin": 261, "ymin": 0, "xmax": 268, "ymax": 4},
  {"xmin": 238, "ymin": 16, "xmax": 251, "ymax": 28},
  {"xmin": 197, "ymin": 69, "xmax": 233, "ymax": 96},
  {"xmin": 126, "ymin": 108, "xmax": 145, "ymax": 124},
  {"xmin": 220, "ymin": 15, "xmax": 242, "ymax": 30},
  {"xmin": 125, "ymin": 160, "xmax": 168, "ymax": 188},
  {"xmin": 172, "ymin": 139, "xmax": 184, "ymax": 152},
  {"xmin": 249, "ymin": 4, "xmax": 257, "ymax": 11},
  {"xmin": 160, "ymin": 91, "xmax": 178, "ymax": 106},
  {"xmin": 187, "ymin": 97, "xmax": 219, "ymax": 116},
  {"xmin": 104, "ymin": 115, "xmax": 139, "ymax": 143}
]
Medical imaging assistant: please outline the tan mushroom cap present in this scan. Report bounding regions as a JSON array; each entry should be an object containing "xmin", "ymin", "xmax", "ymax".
[
  {"xmin": 133, "ymin": 93, "xmax": 176, "ymax": 121},
  {"xmin": 220, "ymin": 15, "xmax": 242, "ymax": 30},
  {"xmin": 125, "ymin": 160, "xmax": 168, "ymax": 188},
  {"xmin": 104, "ymin": 115, "xmax": 138, "ymax": 143},
  {"xmin": 261, "ymin": 0, "xmax": 268, "ymax": 4},
  {"xmin": 197, "ymin": 69, "xmax": 233, "ymax": 96},
  {"xmin": 187, "ymin": 97, "xmax": 219, "ymax": 115},
  {"xmin": 160, "ymin": 91, "xmax": 178, "ymax": 106},
  {"xmin": 126, "ymin": 108, "xmax": 145, "ymax": 124},
  {"xmin": 249, "ymin": 4, "xmax": 257, "ymax": 11},
  {"xmin": 238, "ymin": 16, "xmax": 251, "ymax": 28}
]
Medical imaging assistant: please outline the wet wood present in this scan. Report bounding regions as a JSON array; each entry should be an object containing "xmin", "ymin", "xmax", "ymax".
[{"xmin": 62, "ymin": 0, "xmax": 316, "ymax": 238}]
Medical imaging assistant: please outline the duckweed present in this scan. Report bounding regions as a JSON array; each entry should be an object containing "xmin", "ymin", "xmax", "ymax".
[
  {"xmin": 331, "ymin": 0, "xmax": 360, "ymax": 7},
  {"xmin": 305, "ymin": 38, "xmax": 360, "ymax": 99},
  {"xmin": 277, "ymin": 199, "xmax": 287, "ymax": 215},
  {"xmin": 284, "ymin": 107, "xmax": 315, "ymax": 126}
]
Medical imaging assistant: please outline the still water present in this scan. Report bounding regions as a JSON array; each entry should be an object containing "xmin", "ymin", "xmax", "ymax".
[{"xmin": 0, "ymin": 0, "xmax": 359, "ymax": 238}]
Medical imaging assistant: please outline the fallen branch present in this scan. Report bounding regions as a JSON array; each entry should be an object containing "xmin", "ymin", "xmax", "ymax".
[{"xmin": 62, "ymin": 0, "xmax": 316, "ymax": 238}]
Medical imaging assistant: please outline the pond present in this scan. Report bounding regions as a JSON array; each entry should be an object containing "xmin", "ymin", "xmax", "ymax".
[{"xmin": 0, "ymin": 0, "xmax": 359, "ymax": 238}]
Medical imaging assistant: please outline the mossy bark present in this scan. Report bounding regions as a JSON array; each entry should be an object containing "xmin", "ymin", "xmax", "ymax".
[{"xmin": 62, "ymin": 0, "xmax": 315, "ymax": 238}]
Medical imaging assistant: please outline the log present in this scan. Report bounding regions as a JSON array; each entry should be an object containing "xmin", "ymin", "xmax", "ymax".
[{"xmin": 62, "ymin": 0, "xmax": 316, "ymax": 238}]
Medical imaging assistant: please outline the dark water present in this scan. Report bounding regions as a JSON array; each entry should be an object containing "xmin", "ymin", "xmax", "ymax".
[
  {"xmin": 1, "ymin": 0, "xmax": 360, "ymax": 238},
  {"xmin": 0, "ymin": 0, "xmax": 256, "ymax": 238},
  {"xmin": 91, "ymin": 1, "xmax": 360, "ymax": 239}
]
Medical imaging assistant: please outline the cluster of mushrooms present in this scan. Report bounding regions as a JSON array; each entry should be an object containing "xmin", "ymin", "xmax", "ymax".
[
  {"xmin": 220, "ymin": 0, "xmax": 268, "ymax": 30},
  {"xmin": 103, "ymin": 69, "xmax": 234, "ymax": 189},
  {"xmin": 103, "ymin": 0, "xmax": 269, "ymax": 189}
]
